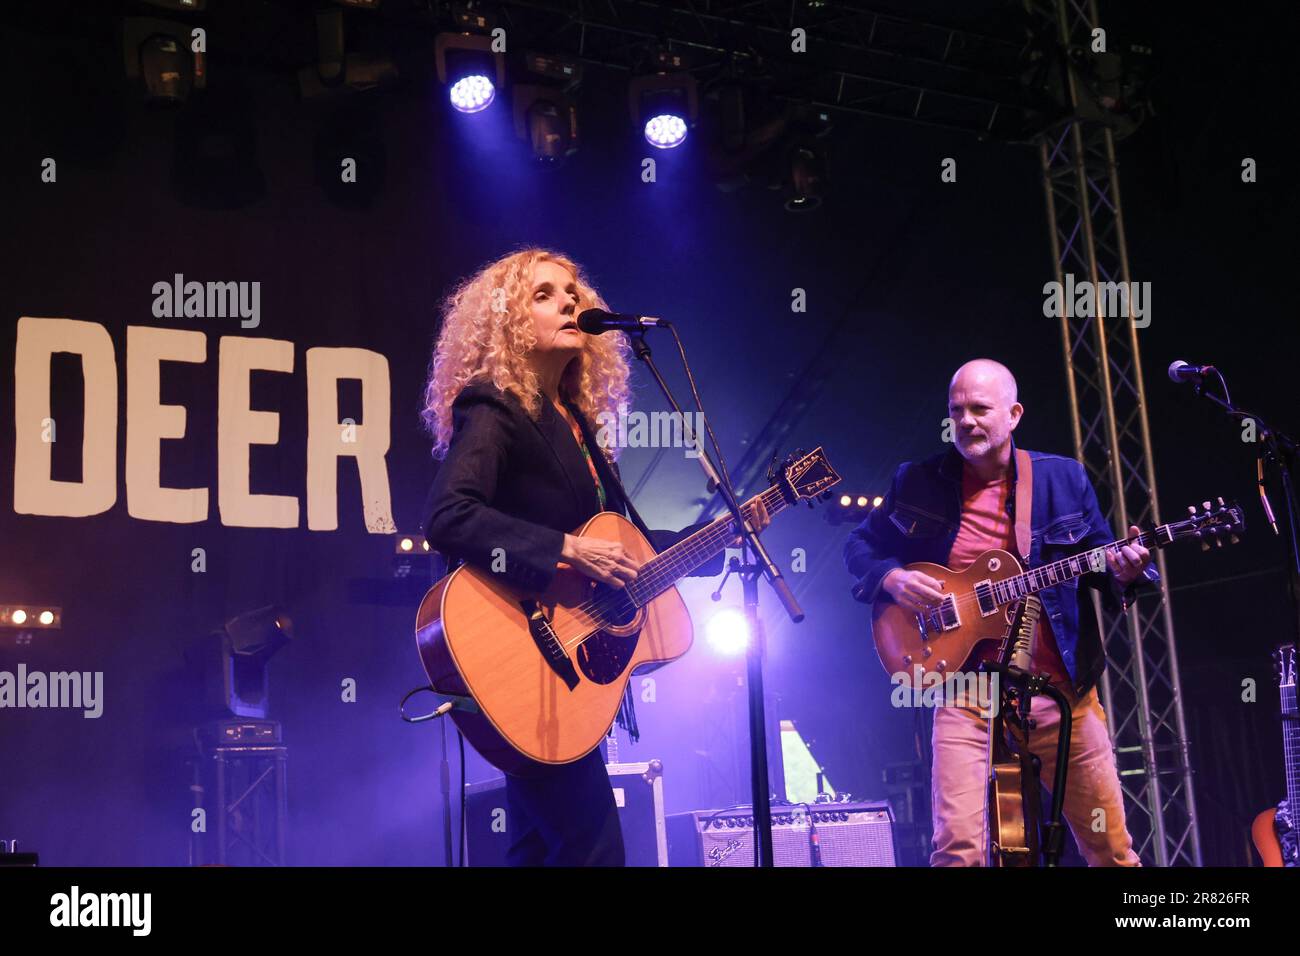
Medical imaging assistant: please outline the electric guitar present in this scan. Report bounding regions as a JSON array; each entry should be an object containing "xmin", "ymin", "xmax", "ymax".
[
  {"xmin": 414, "ymin": 447, "xmax": 841, "ymax": 776},
  {"xmin": 872, "ymin": 498, "xmax": 1245, "ymax": 684},
  {"xmin": 1252, "ymin": 643, "xmax": 1298, "ymax": 867}
]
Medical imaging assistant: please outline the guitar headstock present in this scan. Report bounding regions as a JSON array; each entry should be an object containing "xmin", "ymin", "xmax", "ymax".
[
  {"xmin": 771, "ymin": 446, "xmax": 842, "ymax": 505},
  {"xmin": 1167, "ymin": 497, "xmax": 1244, "ymax": 550},
  {"xmin": 1274, "ymin": 644, "xmax": 1296, "ymax": 691}
]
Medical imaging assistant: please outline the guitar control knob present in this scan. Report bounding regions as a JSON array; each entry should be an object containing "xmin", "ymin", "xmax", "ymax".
[
  {"xmin": 936, "ymin": 660, "xmax": 947, "ymax": 672},
  {"xmin": 922, "ymin": 647, "xmax": 932, "ymax": 659},
  {"xmin": 902, "ymin": 655, "xmax": 913, "ymax": 666}
]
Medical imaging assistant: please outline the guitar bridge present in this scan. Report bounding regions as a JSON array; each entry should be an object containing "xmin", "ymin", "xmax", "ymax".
[{"xmin": 521, "ymin": 600, "xmax": 580, "ymax": 691}]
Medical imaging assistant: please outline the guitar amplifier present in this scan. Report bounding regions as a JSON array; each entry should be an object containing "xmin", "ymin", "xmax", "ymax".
[
  {"xmin": 666, "ymin": 801, "xmax": 897, "ymax": 867},
  {"xmin": 463, "ymin": 760, "xmax": 668, "ymax": 866}
]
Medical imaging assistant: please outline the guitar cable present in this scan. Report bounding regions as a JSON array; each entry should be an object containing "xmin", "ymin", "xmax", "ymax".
[{"xmin": 400, "ymin": 685, "xmax": 468, "ymax": 867}]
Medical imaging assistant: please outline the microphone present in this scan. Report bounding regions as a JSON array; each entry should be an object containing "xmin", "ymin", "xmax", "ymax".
[
  {"xmin": 577, "ymin": 308, "xmax": 667, "ymax": 334},
  {"xmin": 1168, "ymin": 360, "xmax": 1216, "ymax": 384}
]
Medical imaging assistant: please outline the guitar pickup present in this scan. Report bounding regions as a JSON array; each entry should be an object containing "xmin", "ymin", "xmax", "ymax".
[
  {"xmin": 974, "ymin": 580, "xmax": 998, "ymax": 617},
  {"xmin": 936, "ymin": 594, "xmax": 961, "ymax": 631}
]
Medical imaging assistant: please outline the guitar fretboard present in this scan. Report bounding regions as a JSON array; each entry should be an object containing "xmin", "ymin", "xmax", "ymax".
[
  {"xmin": 1283, "ymin": 679, "xmax": 1298, "ymax": 812},
  {"xmin": 989, "ymin": 527, "xmax": 1170, "ymax": 606},
  {"xmin": 624, "ymin": 485, "xmax": 789, "ymax": 607}
]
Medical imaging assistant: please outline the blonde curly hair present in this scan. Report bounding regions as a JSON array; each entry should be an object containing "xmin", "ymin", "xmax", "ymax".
[{"xmin": 422, "ymin": 248, "xmax": 632, "ymax": 459}]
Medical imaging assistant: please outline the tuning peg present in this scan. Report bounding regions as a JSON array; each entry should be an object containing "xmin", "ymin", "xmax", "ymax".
[
  {"xmin": 1230, "ymin": 534, "xmax": 1240, "ymax": 545},
  {"xmin": 1202, "ymin": 500, "xmax": 1212, "ymax": 511},
  {"xmin": 1214, "ymin": 537, "xmax": 1223, "ymax": 547},
  {"xmin": 1201, "ymin": 540, "xmax": 1210, "ymax": 551},
  {"xmin": 1188, "ymin": 505, "xmax": 1197, "ymax": 516},
  {"xmin": 1217, "ymin": 496, "xmax": 1225, "ymax": 507}
]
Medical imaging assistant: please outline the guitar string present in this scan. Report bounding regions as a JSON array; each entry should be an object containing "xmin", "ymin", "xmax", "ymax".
[
  {"xmin": 570, "ymin": 488, "xmax": 778, "ymax": 620},
  {"xmin": 946, "ymin": 537, "xmax": 1152, "ymax": 610},
  {"xmin": 891, "ymin": 516, "xmax": 1232, "ymax": 620},
  {"xmin": 550, "ymin": 506, "xmax": 1224, "ymax": 648},
  {"xmin": 552, "ymin": 486, "xmax": 788, "ymax": 648},
  {"xmin": 554, "ymin": 488, "xmax": 781, "ymax": 646}
]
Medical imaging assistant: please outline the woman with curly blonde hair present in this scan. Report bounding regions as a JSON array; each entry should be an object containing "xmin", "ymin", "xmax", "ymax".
[
  {"xmin": 421, "ymin": 248, "xmax": 631, "ymax": 463},
  {"xmin": 420, "ymin": 248, "xmax": 755, "ymax": 867}
]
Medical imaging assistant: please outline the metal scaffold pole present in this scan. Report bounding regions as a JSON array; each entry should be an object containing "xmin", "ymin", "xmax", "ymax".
[{"xmin": 1033, "ymin": 0, "xmax": 1201, "ymax": 867}]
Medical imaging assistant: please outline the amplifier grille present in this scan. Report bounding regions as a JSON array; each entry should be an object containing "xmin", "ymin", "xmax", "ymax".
[{"xmin": 685, "ymin": 804, "xmax": 896, "ymax": 867}]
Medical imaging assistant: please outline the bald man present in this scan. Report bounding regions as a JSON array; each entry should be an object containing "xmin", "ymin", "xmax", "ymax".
[{"xmin": 845, "ymin": 359, "xmax": 1156, "ymax": 866}]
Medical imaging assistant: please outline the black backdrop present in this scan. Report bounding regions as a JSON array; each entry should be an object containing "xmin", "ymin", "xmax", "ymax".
[{"xmin": 1, "ymin": 2, "xmax": 1295, "ymax": 866}]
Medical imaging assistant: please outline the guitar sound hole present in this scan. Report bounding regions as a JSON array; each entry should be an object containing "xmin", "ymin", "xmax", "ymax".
[
  {"xmin": 577, "ymin": 585, "xmax": 641, "ymax": 684},
  {"xmin": 592, "ymin": 584, "xmax": 638, "ymax": 628}
]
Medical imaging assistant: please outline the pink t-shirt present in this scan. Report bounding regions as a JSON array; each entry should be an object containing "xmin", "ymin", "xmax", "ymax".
[{"xmin": 948, "ymin": 465, "xmax": 1071, "ymax": 686}]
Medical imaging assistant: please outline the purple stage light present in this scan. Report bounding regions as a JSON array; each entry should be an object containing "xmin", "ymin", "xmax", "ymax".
[
  {"xmin": 644, "ymin": 113, "xmax": 687, "ymax": 149},
  {"xmin": 449, "ymin": 74, "xmax": 495, "ymax": 113},
  {"xmin": 706, "ymin": 608, "xmax": 750, "ymax": 656}
]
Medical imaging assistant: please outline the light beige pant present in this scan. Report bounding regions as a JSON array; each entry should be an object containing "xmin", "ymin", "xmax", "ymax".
[{"xmin": 930, "ymin": 686, "xmax": 1141, "ymax": 866}]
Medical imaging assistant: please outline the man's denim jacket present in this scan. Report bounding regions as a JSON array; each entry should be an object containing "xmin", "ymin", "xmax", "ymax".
[{"xmin": 844, "ymin": 442, "xmax": 1159, "ymax": 697}]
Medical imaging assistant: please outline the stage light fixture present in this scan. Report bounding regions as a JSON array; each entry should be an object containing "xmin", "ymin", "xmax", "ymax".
[
  {"xmin": 645, "ymin": 114, "xmax": 688, "ymax": 149},
  {"xmin": 511, "ymin": 52, "xmax": 581, "ymax": 163},
  {"xmin": 704, "ymin": 80, "xmax": 791, "ymax": 191},
  {"xmin": 394, "ymin": 535, "xmax": 431, "ymax": 554},
  {"xmin": 298, "ymin": 9, "xmax": 399, "ymax": 99},
  {"xmin": 392, "ymin": 532, "xmax": 437, "ymax": 583},
  {"xmin": 513, "ymin": 86, "xmax": 578, "ymax": 162},
  {"xmin": 707, "ymin": 608, "xmax": 750, "ymax": 657},
  {"xmin": 436, "ymin": 31, "xmax": 505, "ymax": 114},
  {"xmin": 123, "ymin": 17, "xmax": 207, "ymax": 105},
  {"xmin": 628, "ymin": 52, "xmax": 698, "ymax": 149},
  {"xmin": 824, "ymin": 493, "xmax": 884, "ymax": 525},
  {"xmin": 193, "ymin": 606, "xmax": 293, "ymax": 719},
  {"xmin": 2, "ymin": 606, "xmax": 61, "ymax": 629},
  {"xmin": 784, "ymin": 144, "xmax": 827, "ymax": 212}
]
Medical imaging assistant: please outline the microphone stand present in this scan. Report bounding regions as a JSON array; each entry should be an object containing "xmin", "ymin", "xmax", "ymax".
[
  {"xmin": 1184, "ymin": 372, "xmax": 1300, "ymax": 643},
  {"xmin": 630, "ymin": 329, "xmax": 803, "ymax": 868}
]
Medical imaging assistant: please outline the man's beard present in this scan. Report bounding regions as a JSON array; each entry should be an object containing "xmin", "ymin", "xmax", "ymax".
[{"xmin": 957, "ymin": 433, "xmax": 994, "ymax": 460}]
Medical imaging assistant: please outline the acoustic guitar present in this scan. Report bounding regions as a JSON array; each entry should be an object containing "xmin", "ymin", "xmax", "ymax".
[
  {"xmin": 414, "ymin": 447, "xmax": 841, "ymax": 776},
  {"xmin": 872, "ymin": 499, "xmax": 1244, "ymax": 685},
  {"xmin": 1252, "ymin": 643, "xmax": 1298, "ymax": 867}
]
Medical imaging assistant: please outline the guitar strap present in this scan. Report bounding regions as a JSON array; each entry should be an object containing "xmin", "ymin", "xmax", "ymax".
[
  {"xmin": 565, "ymin": 398, "xmax": 649, "ymax": 744},
  {"xmin": 565, "ymin": 398, "xmax": 656, "ymax": 540},
  {"xmin": 984, "ymin": 448, "xmax": 1035, "ymax": 865},
  {"xmin": 1014, "ymin": 447, "xmax": 1033, "ymax": 565}
]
